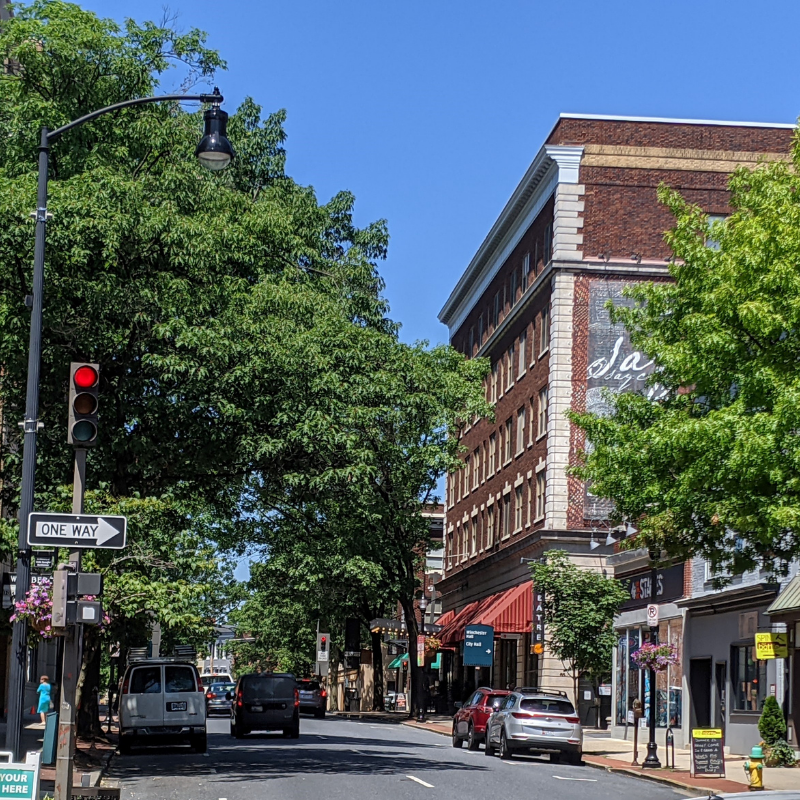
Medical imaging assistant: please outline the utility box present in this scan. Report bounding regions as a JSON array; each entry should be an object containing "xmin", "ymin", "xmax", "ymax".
[{"xmin": 42, "ymin": 712, "xmax": 58, "ymax": 765}]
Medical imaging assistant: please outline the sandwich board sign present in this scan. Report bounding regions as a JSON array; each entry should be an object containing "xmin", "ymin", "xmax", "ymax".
[{"xmin": 0, "ymin": 750, "xmax": 40, "ymax": 799}]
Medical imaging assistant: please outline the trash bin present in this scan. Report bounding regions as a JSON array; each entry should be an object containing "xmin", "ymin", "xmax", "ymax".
[{"xmin": 42, "ymin": 711, "xmax": 58, "ymax": 766}]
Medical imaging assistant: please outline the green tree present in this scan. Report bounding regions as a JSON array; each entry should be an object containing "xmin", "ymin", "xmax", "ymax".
[
  {"xmin": 530, "ymin": 550, "xmax": 627, "ymax": 708},
  {"xmin": 758, "ymin": 695, "xmax": 787, "ymax": 745},
  {"xmin": 569, "ymin": 137, "xmax": 800, "ymax": 576}
]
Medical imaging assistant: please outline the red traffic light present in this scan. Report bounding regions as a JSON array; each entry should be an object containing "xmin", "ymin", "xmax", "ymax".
[
  {"xmin": 74, "ymin": 365, "xmax": 98, "ymax": 389},
  {"xmin": 321, "ymin": 636, "xmax": 327, "ymax": 643}
]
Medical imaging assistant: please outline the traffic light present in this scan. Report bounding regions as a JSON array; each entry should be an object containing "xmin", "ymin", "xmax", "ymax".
[
  {"xmin": 68, "ymin": 362, "xmax": 99, "ymax": 447},
  {"xmin": 316, "ymin": 632, "xmax": 330, "ymax": 677}
]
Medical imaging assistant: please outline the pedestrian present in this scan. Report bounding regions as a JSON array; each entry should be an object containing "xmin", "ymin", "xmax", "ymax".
[{"xmin": 37, "ymin": 675, "xmax": 51, "ymax": 725}]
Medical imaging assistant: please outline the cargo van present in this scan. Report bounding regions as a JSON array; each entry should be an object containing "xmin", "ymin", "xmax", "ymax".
[
  {"xmin": 119, "ymin": 658, "xmax": 207, "ymax": 753},
  {"xmin": 230, "ymin": 673, "xmax": 299, "ymax": 738}
]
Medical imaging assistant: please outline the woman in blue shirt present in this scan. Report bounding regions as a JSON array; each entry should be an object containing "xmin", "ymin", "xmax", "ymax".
[{"xmin": 37, "ymin": 675, "xmax": 51, "ymax": 724}]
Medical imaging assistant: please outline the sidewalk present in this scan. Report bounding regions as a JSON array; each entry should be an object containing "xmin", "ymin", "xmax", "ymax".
[{"xmin": 402, "ymin": 719, "xmax": 800, "ymax": 794}]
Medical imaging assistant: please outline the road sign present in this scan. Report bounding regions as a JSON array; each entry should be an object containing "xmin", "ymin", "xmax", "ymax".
[
  {"xmin": 755, "ymin": 632, "xmax": 788, "ymax": 659},
  {"xmin": 27, "ymin": 512, "xmax": 126, "ymax": 549},
  {"xmin": 647, "ymin": 603, "xmax": 659, "ymax": 628},
  {"xmin": 463, "ymin": 625, "xmax": 494, "ymax": 667}
]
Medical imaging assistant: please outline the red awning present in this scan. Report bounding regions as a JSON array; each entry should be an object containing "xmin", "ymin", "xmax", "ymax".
[
  {"xmin": 434, "ymin": 609, "xmax": 455, "ymax": 628},
  {"xmin": 439, "ymin": 582, "xmax": 532, "ymax": 644}
]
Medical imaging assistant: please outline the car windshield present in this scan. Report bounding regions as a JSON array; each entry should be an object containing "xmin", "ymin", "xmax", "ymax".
[
  {"xmin": 485, "ymin": 694, "xmax": 507, "ymax": 707},
  {"xmin": 299, "ymin": 681, "xmax": 320, "ymax": 691},
  {"xmin": 210, "ymin": 683, "xmax": 235, "ymax": 692},
  {"xmin": 242, "ymin": 676, "xmax": 296, "ymax": 701},
  {"xmin": 519, "ymin": 698, "xmax": 576, "ymax": 715}
]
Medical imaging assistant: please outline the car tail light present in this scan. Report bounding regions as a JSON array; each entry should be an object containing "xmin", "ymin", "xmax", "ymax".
[
  {"xmin": 294, "ymin": 688, "xmax": 300, "ymax": 708},
  {"xmin": 206, "ymin": 692, "xmax": 216, "ymax": 700},
  {"xmin": 121, "ymin": 675, "xmax": 130, "ymax": 694},
  {"xmin": 321, "ymin": 690, "xmax": 327, "ymax": 698},
  {"xmin": 237, "ymin": 689, "xmax": 243, "ymax": 708},
  {"xmin": 512, "ymin": 712, "xmax": 534, "ymax": 720},
  {"xmin": 565, "ymin": 716, "xmax": 580, "ymax": 724},
  {"xmin": 196, "ymin": 674, "xmax": 204, "ymax": 692}
]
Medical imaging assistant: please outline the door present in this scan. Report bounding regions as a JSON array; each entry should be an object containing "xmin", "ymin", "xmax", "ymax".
[
  {"xmin": 714, "ymin": 662, "xmax": 727, "ymax": 735},
  {"xmin": 690, "ymin": 658, "xmax": 712, "ymax": 728},
  {"xmin": 457, "ymin": 691, "xmax": 479, "ymax": 737},
  {"xmin": 164, "ymin": 665, "xmax": 204, "ymax": 728},
  {"xmin": 123, "ymin": 665, "xmax": 164, "ymax": 729},
  {"xmin": 791, "ymin": 651, "xmax": 800, "ymax": 745}
]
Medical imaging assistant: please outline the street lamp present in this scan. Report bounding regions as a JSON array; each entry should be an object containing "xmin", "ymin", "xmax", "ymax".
[
  {"xmin": 7, "ymin": 88, "xmax": 233, "ymax": 760},
  {"xmin": 642, "ymin": 548, "xmax": 662, "ymax": 769},
  {"xmin": 417, "ymin": 594, "xmax": 428, "ymax": 722}
]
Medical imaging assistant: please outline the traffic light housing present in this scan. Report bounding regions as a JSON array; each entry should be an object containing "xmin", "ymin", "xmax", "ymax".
[
  {"xmin": 68, "ymin": 362, "xmax": 99, "ymax": 447},
  {"xmin": 316, "ymin": 632, "xmax": 330, "ymax": 677}
]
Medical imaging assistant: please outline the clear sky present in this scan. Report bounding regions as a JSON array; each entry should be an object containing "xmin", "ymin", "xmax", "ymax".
[{"xmin": 79, "ymin": 0, "xmax": 799, "ymax": 348}]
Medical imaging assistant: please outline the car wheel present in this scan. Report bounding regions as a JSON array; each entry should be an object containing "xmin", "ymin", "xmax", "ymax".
[
  {"xmin": 499, "ymin": 730, "xmax": 512, "ymax": 759},
  {"xmin": 550, "ymin": 752, "xmax": 562, "ymax": 763},
  {"xmin": 290, "ymin": 722, "xmax": 300, "ymax": 739},
  {"xmin": 452, "ymin": 724, "xmax": 463, "ymax": 748},
  {"xmin": 484, "ymin": 735, "xmax": 495, "ymax": 756},
  {"xmin": 467, "ymin": 723, "xmax": 480, "ymax": 751},
  {"xmin": 233, "ymin": 721, "xmax": 245, "ymax": 739},
  {"xmin": 568, "ymin": 750, "xmax": 582, "ymax": 765},
  {"xmin": 192, "ymin": 733, "xmax": 207, "ymax": 754},
  {"xmin": 119, "ymin": 736, "xmax": 132, "ymax": 755}
]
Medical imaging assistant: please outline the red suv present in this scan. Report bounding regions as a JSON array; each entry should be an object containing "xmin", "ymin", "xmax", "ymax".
[{"xmin": 452, "ymin": 688, "xmax": 511, "ymax": 750}]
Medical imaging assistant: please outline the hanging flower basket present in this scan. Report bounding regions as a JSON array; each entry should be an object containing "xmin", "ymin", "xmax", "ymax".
[
  {"xmin": 632, "ymin": 642, "xmax": 678, "ymax": 672},
  {"xmin": 10, "ymin": 578, "xmax": 57, "ymax": 646},
  {"xmin": 425, "ymin": 637, "xmax": 441, "ymax": 652}
]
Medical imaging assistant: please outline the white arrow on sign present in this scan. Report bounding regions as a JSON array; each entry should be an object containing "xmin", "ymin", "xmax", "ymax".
[{"xmin": 95, "ymin": 518, "xmax": 119, "ymax": 547}]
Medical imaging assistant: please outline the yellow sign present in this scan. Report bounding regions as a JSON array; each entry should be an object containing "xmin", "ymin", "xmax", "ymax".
[
  {"xmin": 755, "ymin": 632, "xmax": 788, "ymax": 660},
  {"xmin": 532, "ymin": 643, "xmax": 544, "ymax": 655},
  {"xmin": 692, "ymin": 728, "xmax": 723, "ymax": 740}
]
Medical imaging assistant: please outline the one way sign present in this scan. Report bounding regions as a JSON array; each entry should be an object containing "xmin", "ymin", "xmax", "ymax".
[{"xmin": 27, "ymin": 512, "xmax": 126, "ymax": 549}]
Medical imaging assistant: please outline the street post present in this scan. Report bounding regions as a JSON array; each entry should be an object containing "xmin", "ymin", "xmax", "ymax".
[{"xmin": 642, "ymin": 552, "xmax": 662, "ymax": 768}]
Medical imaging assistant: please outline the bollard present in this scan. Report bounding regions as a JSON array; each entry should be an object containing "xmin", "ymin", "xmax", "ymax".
[{"xmin": 743, "ymin": 745, "xmax": 765, "ymax": 791}]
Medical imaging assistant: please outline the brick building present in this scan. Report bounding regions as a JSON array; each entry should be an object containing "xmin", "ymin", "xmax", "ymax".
[{"xmin": 435, "ymin": 114, "xmax": 794, "ymax": 718}]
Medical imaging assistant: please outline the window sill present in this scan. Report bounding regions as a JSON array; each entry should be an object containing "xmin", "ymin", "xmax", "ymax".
[
  {"xmin": 501, "ymin": 533, "xmax": 511, "ymax": 541},
  {"xmin": 513, "ymin": 526, "xmax": 523, "ymax": 535},
  {"xmin": 515, "ymin": 449, "xmax": 525, "ymax": 459},
  {"xmin": 502, "ymin": 459, "xmax": 512, "ymax": 468},
  {"xmin": 517, "ymin": 371, "xmax": 526, "ymax": 381},
  {"xmin": 525, "ymin": 522, "xmax": 531, "ymax": 529},
  {"xmin": 536, "ymin": 432, "xmax": 547, "ymax": 442},
  {"xmin": 539, "ymin": 346, "xmax": 550, "ymax": 358},
  {"xmin": 534, "ymin": 515, "xmax": 545, "ymax": 524}
]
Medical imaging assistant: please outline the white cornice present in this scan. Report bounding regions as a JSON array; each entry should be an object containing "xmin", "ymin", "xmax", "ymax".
[
  {"xmin": 545, "ymin": 145, "xmax": 584, "ymax": 183},
  {"xmin": 559, "ymin": 112, "xmax": 796, "ymax": 130}
]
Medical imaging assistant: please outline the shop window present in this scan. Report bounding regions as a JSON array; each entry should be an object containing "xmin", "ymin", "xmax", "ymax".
[{"xmin": 732, "ymin": 644, "xmax": 767, "ymax": 712}]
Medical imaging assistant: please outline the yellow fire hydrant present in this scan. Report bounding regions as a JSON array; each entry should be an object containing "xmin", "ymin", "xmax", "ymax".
[{"xmin": 744, "ymin": 745, "xmax": 765, "ymax": 791}]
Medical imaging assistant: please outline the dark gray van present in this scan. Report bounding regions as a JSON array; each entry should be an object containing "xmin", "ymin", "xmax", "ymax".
[{"xmin": 230, "ymin": 673, "xmax": 299, "ymax": 738}]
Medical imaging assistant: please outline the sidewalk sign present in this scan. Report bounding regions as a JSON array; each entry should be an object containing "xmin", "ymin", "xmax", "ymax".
[
  {"xmin": 0, "ymin": 749, "xmax": 40, "ymax": 799},
  {"xmin": 690, "ymin": 728, "xmax": 725, "ymax": 778}
]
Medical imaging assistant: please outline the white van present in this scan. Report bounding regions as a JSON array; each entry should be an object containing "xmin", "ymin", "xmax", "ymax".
[{"xmin": 119, "ymin": 658, "xmax": 207, "ymax": 754}]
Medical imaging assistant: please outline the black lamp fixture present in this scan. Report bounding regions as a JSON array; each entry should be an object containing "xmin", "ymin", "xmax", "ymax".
[{"xmin": 196, "ymin": 87, "xmax": 235, "ymax": 171}]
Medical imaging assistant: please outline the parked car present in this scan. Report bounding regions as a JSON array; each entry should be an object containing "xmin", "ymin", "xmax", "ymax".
[
  {"xmin": 201, "ymin": 672, "xmax": 233, "ymax": 688},
  {"xmin": 230, "ymin": 672, "xmax": 300, "ymax": 739},
  {"xmin": 484, "ymin": 688, "xmax": 582, "ymax": 764},
  {"xmin": 206, "ymin": 682, "xmax": 236, "ymax": 716},
  {"xmin": 452, "ymin": 688, "xmax": 510, "ymax": 750},
  {"xmin": 297, "ymin": 679, "xmax": 327, "ymax": 718},
  {"xmin": 119, "ymin": 658, "xmax": 207, "ymax": 754}
]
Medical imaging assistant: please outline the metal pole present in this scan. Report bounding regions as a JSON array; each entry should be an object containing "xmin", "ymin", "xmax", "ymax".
[
  {"xmin": 642, "ymin": 553, "xmax": 661, "ymax": 769},
  {"xmin": 54, "ymin": 449, "xmax": 85, "ymax": 800},
  {"xmin": 6, "ymin": 126, "xmax": 50, "ymax": 760}
]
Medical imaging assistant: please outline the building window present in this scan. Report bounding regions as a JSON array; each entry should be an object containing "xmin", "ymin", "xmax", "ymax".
[
  {"xmin": 502, "ymin": 493, "xmax": 511, "ymax": 539},
  {"xmin": 538, "ymin": 387, "xmax": 549, "ymax": 437},
  {"xmin": 522, "ymin": 252, "xmax": 530, "ymax": 291},
  {"xmin": 464, "ymin": 456, "xmax": 471, "ymax": 495},
  {"xmin": 471, "ymin": 517, "xmax": 478, "ymax": 556},
  {"xmin": 518, "ymin": 332, "xmax": 526, "ymax": 376},
  {"xmin": 489, "ymin": 433, "xmax": 497, "ymax": 474},
  {"xmin": 447, "ymin": 530, "xmax": 453, "ymax": 570},
  {"xmin": 456, "ymin": 468, "xmax": 461, "ymax": 502},
  {"xmin": 529, "ymin": 397, "xmax": 536, "ymax": 444},
  {"xmin": 706, "ymin": 214, "xmax": 727, "ymax": 250},
  {"xmin": 510, "ymin": 269, "xmax": 518, "ymax": 305},
  {"xmin": 535, "ymin": 471, "xmax": 546, "ymax": 521},
  {"xmin": 487, "ymin": 505, "xmax": 495, "ymax": 548},
  {"xmin": 483, "ymin": 441, "xmax": 488, "ymax": 481},
  {"xmin": 504, "ymin": 418, "xmax": 513, "ymax": 463},
  {"xmin": 543, "ymin": 222, "xmax": 552, "ymax": 265},
  {"xmin": 493, "ymin": 292, "xmax": 500, "ymax": 329},
  {"xmin": 473, "ymin": 448, "xmax": 480, "ymax": 489},
  {"xmin": 479, "ymin": 512, "xmax": 484, "ymax": 551},
  {"xmin": 491, "ymin": 363, "xmax": 498, "ymax": 403},
  {"xmin": 516, "ymin": 407, "xmax": 525, "ymax": 454},
  {"xmin": 526, "ymin": 479, "xmax": 532, "ymax": 526},
  {"xmin": 514, "ymin": 485, "xmax": 523, "ymax": 531},
  {"xmin": 478, "ymin": 314, "xmax": 484, "ymax": 346},
  {"xmin": 506, "ymin": 345, "xmax": 514, "ymax": 390},
  {"xmin": 540, "ymin": 305, "xmax": 550, "ymax": 354},
  {"xmin": 732, "ymin": 644, "xmax": 768, "ymax": 712},
  {"xmin": 468, "ymin": 327, "xmax": 474, "ymax": 357}
]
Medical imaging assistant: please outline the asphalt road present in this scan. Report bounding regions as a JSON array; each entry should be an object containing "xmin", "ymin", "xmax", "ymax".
[{"xmin": 106, "ymin": 714, "xmax": 690, "ymax": 800}]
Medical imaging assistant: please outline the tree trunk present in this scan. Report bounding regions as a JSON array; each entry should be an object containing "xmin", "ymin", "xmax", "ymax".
[
  {"xmin": 400, "ymin": 596, "xmax": 421, "ymax": 719},
  {"xmin": 76, "ymin": 636, "xmax": 103, "ymax": 739},
  {"xmin": 370, "ymin": 629, "xmax": 385, "ymax": 711}
]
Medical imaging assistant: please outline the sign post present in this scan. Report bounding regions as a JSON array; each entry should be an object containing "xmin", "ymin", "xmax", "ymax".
[
  {"xmin": 647, "ymin": 604, "xmax": 659, "ymax": 628},
  {"xmin": 463, "ymin": 625, "xmax": 494, "ymax": 667}
]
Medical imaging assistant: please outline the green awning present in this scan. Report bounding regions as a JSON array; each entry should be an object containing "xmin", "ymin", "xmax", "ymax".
[
  {"xmin": 767, "ymin": 575, "xmax": 800, "ymax": 616},
  {"xmin": 387, "ymin": 653, "xmax": 408, "ymax": 669}
]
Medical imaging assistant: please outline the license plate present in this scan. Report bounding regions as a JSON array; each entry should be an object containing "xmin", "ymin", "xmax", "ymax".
[
  {"xmin": 541, "ymin": 729, "xmax": 558, "ymax": 737},
  {"xmin": 168, "ymin": 702, "xmax": 187, "ymax": 712},
  {"xmin": 250, "ymin": 705, "xmax": 263, "ymax": 713}
]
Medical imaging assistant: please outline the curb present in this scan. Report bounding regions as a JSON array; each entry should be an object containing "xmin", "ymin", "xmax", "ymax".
[{"xmin": 403, "ymin": 721, "xmax": 746, "ymax": 796}]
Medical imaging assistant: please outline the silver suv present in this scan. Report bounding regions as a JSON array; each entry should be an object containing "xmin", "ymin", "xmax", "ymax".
[{"xmin": 484, "ymin": 688, "xmax": 582, "ymax": 764}]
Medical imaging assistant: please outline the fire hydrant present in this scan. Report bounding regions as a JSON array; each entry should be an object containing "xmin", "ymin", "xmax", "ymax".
[{"xmin": 744, "ymin": 745, "xmax": 765, "ymax": 791}]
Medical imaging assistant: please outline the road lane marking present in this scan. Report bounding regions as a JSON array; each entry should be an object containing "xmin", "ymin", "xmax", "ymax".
[
  {"xmin": 553, "ymin": 776, "xmax": 597, "ymax": 781},
  {"xmin": 406, "ymin": 776, "xmax": 434, "ymax": 788}
]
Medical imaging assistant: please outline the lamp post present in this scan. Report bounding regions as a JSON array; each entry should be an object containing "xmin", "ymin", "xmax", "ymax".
[
  {"xmin": 642, "ymin": 548, "xmax": 662, "ymax": 769},
  {"xmin": 7, "ymin": 88, "xmax": 233, "ymax": 761},
  {"xmin": 417, "ymin": 594, "xmax": 428, "ymax": 722}
]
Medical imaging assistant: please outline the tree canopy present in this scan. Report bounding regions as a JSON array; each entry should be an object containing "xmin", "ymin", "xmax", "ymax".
[{"xmin": 570, "ymin": 136, "xmax": 800, "ymax": 577}]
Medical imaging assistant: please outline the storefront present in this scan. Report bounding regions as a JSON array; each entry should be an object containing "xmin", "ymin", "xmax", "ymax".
[{"xmin": 610, "ymin": 556, "xmax": 688, "ymax": 746}]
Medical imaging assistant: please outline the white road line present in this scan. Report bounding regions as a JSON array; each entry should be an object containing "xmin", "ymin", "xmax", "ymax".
[
  {"xmin": 316, "ymin": 734, "xmax": 327, "ymax": 739},
  {"xmin": 552, "ymin": 776, "xmax": 597, "ymax": 782},
  {"xmin": 406, "ymin": 776, "xmax": 434, "ymax": 788}
]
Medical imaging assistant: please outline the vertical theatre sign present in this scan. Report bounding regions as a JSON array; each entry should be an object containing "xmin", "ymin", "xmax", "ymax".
[
  {"xmin": 584, "ymin": 280, "xmax": 667, "ymax": 519},
  {"xmin": 532, "ymin": 586, "xmax": 545, "ymax": 655}
]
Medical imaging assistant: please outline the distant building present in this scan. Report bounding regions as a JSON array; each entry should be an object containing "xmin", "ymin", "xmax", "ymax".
[
  {"xmin": 437, "ymin": 113, "xmax": 795, "ymax": 729},
  {"xmin": 199, "ymin": 626, "xmax": 235, "ymax": 677}
]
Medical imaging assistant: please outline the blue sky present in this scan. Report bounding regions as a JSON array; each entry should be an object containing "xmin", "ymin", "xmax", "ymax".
[{"xmin": 80, "ymin": 0, "xmax": 800, "ymax": 349}]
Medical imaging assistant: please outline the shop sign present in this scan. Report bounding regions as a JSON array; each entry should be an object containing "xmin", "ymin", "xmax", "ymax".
[
  {"xmin": 0, "ymin": 751, "xmax": 39, "ymax": 799},
  {"xmin": 755, "ymin": 632, "xmax": 788, "ymax": 660},
  {"xmin": 531, "ymin": 586, "xmax": 545, "ymax": 655},
  {"xmin": 620, "ymin": 563, "xmax": 684, "ymax": 610}
]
